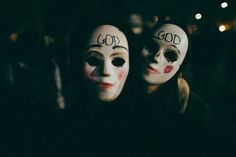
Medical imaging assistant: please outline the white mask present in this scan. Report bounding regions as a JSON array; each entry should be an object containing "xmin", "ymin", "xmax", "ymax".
[
  {"xmin": 83, "ymin": 25, "xmax": 129, "ymax": 102},
  {"xmin": 141, "ymin": 23, "xmax": 188, "ymax": 85}
]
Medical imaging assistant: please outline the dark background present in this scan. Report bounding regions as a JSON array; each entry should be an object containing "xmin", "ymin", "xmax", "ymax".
[
  {"xmin": 1, "ymin": 1, "xmax": 236, "ymax": 156},
  {"xmin": 1, "ymin": 0, "xmax": 236, "ymax": 127},
  {"xmin": 1, "ymin": 0, "xmax": 236, "ymax": 37}
]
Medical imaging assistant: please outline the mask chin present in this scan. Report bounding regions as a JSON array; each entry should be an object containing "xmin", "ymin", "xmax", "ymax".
[{"xmin": 98, "ymin": 95, "xmax": 116, "ymax": 102}]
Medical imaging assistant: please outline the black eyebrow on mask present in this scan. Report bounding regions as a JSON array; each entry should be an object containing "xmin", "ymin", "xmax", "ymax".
[
  {"xmin": 86, "ymin": 44, "xmax": 102, "ymax": 49},
  {"xmin": 170, "ymin": 45, "xmax": 180, "ymax": 54},
  {"xmin": 112, "ymin": 45, "xmax": 128, "ymax": 51}
]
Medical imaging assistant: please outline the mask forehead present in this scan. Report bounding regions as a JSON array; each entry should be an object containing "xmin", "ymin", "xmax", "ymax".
[
  {"xmin": 152, "ymin": 24, "xmax": 188, "ymax": 64},
  {"xmin": 88, "ymin": 25, "xmax": 129, "ymax": 49}
]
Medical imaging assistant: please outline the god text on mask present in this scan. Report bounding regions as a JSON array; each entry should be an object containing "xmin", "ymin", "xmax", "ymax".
[
  {"xmin": 155, "ymin": 30, "xmax": 181, "ymax": 45},
  {"xmin": 97, "ymin": 34, "xmax": 120, "ymax": 46}
]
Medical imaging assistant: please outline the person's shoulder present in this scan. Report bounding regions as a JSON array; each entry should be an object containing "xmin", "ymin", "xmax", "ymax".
[
  {"xmin": 178, "ymin": 77, "xmax": 209, "ymax": 114},
  {"xmin": 188, "ymin": 90, "xmax": 209, "ymax": 112},
  {"xmin": 186, "ymin": 90, "xmax": 212, "ymax": 125},
  {"xmin": 178, "ymin": 78, "xmax": 211, "ymax": 125}
]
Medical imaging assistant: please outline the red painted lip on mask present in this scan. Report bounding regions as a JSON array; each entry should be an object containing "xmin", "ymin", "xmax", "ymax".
[
  {"xmin": 97, "ymin": 82, "xmax": 114, "ymax": 89},
  {"xmin": 164, "ymin": 66, "xmax": 173, "ymax": 73},
  {"xmin": 145, "ymin": 65, "xmax": 160, "ymax": 74}
]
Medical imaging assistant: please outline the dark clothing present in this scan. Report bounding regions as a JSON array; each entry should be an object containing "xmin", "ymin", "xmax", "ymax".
[
  {"xmin": 58, "ymin": 97, "xmax": 134, "ymax": 157},
  {"xmin": 0, "ymin": 100, "xmax": 61, "ymax": 157},
  {"xmin": 132, "ymin": 81, "xmax": 211, "ymax": 157}
]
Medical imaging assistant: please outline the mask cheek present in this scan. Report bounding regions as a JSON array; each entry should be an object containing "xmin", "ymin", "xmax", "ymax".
[
  {"xmin": 164, "ymin": 63, "xmax": 180, "ymax": 79},
  {"xmin": 118, "ymin": 68, "xmax": 128, "ymax": 81},
  {"xmin": 164, "ymin": 65, "xmax": 173, "ymax": 73},
  {"xmin": 163, "ymin": 60, "xmax": 180, "ymax": 74}
]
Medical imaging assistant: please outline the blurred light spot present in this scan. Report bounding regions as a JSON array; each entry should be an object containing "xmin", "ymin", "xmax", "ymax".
[
  {"xmin": 195, "ymin": 13, "xmax": 202, "ymax": 20},
  {"xmin": 219, "ymin": 25, "xmax": 226, "ymax": 32},
  {"xmin": 187, "ymin": 24, "xmax": 199, "ymax": 34},
  {"xmin": 129, "ymin": 13, "xmax": 143, "ymax": 35},
  {"xmin": 221, "ymin": 2, "xmax": 228, "ymax": 8},
  {"xmin": 9, "ymin": 33, "xmax": 18, "ymax": 41},
  {"xmin": 153, "ymin": 16, "xmax": 159, "ymax": 22},
  {"xmin": 218, "ymin": 23, "xmax": 231, "ymax": 32},
  {"xmin": 165, "ymin": 16, "xmax": 171, "ymax": 21},
  {"xmin": 17, "ymin": 62, "xmax": 29, "ymax": 70},
  {"xmin": 44, "ymin": 35, "xmax": 54, "ymax": 46}
]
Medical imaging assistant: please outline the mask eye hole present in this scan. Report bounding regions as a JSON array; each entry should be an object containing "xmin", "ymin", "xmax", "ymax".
[
  {"xmin": 164, "ymin": 51, "xmax": 178, "ymax": 63},
  {"xmin": 112, "ymin": 57, "xmax": 126, "ymax": 67},
  {"xmin": 86, "ymin": 56, "xmax": 101, "ymax": 66}
]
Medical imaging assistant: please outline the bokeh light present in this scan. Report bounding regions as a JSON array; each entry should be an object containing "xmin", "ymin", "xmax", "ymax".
[
  {"xmin": 195, "ymin": 13, "xmax": 202, "ymax": 20},
  {"xmin": 221, "ymin": 2, "xmax": 228, "ymax": 8}
]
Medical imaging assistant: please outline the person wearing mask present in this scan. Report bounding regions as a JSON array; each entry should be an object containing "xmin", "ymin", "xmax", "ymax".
[
  {"xmin": 61, "ymin": 21, "xmax": 132, "ymax": 157},
  {"xmin": 131, "ymin": 23, "xmax": 211, "ymax": 157}
]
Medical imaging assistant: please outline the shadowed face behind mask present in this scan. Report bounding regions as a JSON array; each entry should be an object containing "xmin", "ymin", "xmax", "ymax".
[{"xmin": 83, "ymin": 25, "xmax": 129, "ymax": 102}]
